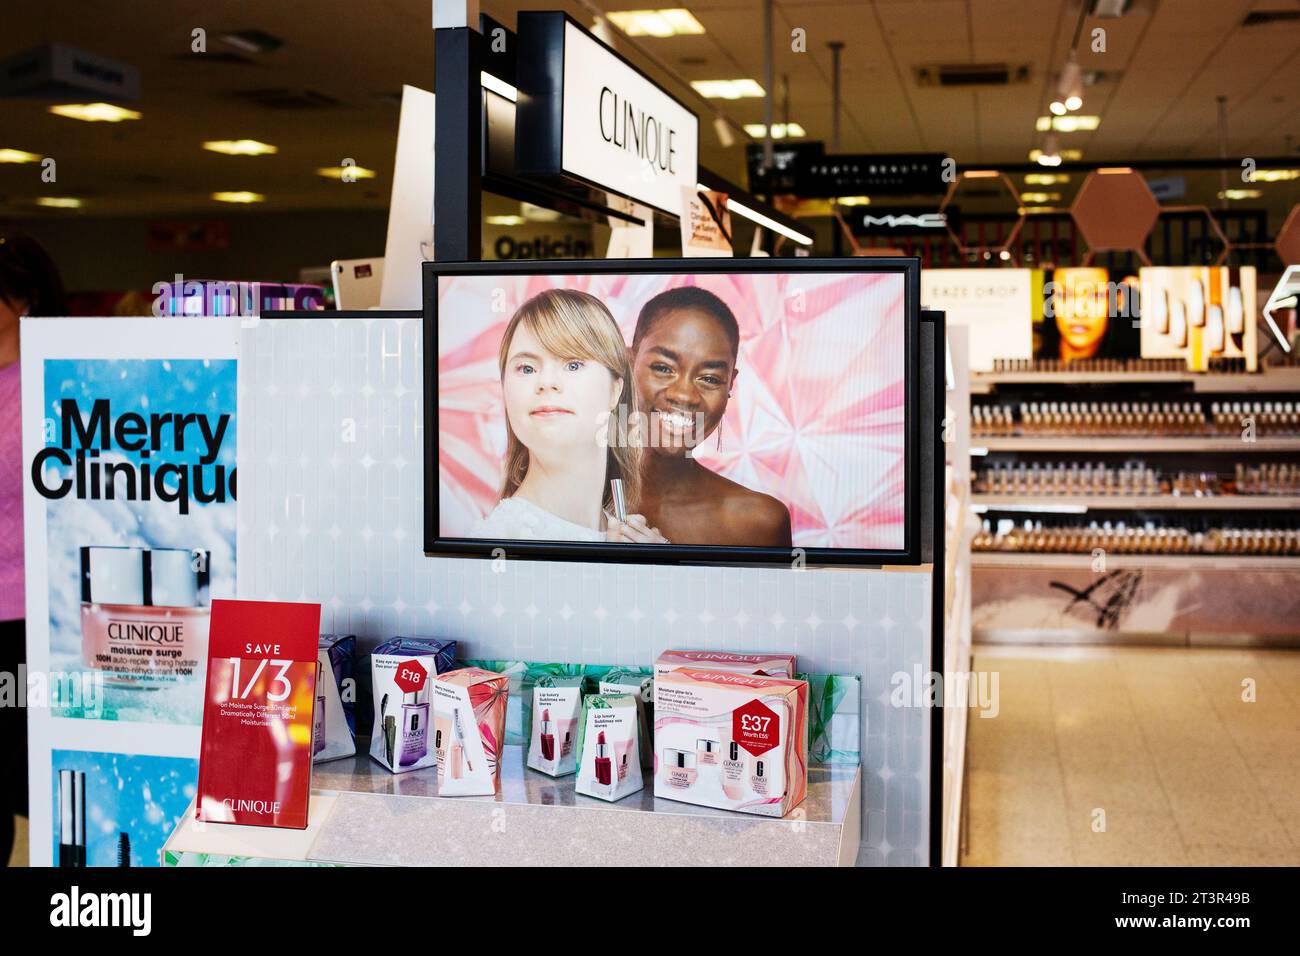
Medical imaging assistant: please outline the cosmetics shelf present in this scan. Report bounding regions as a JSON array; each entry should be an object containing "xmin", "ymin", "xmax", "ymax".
[
  {"xmin": 974, "ymin": 436, "xmax": 1300, "ymax": 453},
  {"xmin": 971, "ymin": 552, "xmax": 1300, "ymax": 571},
  {"xmin": 970, "ymin": 367, "xmax": 1300, "ymax": 394},
  {"xmin": 971, "ymin": 494, "xmax": 1300, "ymax": 511},
  {"xmin": 164, "ymin": 746, "xmax": 862, "ymax": 867}
]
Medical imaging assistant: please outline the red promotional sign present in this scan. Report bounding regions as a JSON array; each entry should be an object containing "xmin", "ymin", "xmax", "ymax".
[
  {"xmin": 733, "ymin": 698, "xmax": 780, "ymax": 758},
  {"xmin": 196, "ymin": 599, "xmax": 322, "ymax": 829},
  {"xmin": 394, "ymin": 660, "xmax": 427, "ymax": 694}
]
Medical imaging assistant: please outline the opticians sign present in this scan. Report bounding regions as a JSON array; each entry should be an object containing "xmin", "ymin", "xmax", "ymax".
[{"xmin": 516, "ymin": 12, "xmax": 699, "ymax": 217}]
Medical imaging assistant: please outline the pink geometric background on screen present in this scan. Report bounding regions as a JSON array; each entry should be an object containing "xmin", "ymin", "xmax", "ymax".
[{"xmin": 437, "ymin": 271, "xmax": 906, "ymax": 549}]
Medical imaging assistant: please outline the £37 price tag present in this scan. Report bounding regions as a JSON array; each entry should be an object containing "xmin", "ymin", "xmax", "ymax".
[{"xmin": 733, "ymin": 698, "xmax": 781, "ymax": 758}]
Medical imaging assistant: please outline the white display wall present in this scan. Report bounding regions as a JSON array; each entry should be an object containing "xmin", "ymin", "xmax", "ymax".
[{"xmin": 237, "ymin": 316, "xmax": 932, "ymax": 865}]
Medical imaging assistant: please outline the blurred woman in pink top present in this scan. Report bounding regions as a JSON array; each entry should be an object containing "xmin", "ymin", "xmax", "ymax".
[{"xmin": 0, "ymin": 233, "xmax": 67, "ymax": 866}]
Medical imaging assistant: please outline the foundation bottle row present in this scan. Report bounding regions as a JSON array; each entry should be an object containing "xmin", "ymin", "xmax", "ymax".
[
  {"xmin": 972, "ymin": 401, "xmax": 1300, "ymax": 437},
  {"xmin": 974, "ymin": 461, "xmax": 1300, "ymax": 498},
  {"xmin": 988, "ymin": 357, "xmax": 1253, "ymax": 375},
  {"xmin": 973, "ymin": 520, "xmax": 1300, "ymax": 556}
]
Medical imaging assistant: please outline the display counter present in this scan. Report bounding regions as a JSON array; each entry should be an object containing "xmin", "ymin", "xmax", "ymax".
[{"xmin": 164, "ymin": 745, "xmax": 861, "ymax": 867}]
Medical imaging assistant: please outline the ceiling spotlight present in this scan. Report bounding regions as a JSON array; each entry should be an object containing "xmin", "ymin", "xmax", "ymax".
[
  {"xmin": 1059, "ymin": 52, "xmax": 1084, "ymax": 111},
  {"xmin": 1036, "ymin": 132, "xmax": 1062, "ymax": 166},
  {"xmin": 606, "ymin": 9, "xmax": 706, "ymax": 37},
  {"xmin": 212, "ymin": 191, "xmax": 264, "ymax": 204},
  {"xmin": 35, "ymin": 196, "xmax": 83, "ymax": 209},
  {"xmin": 316, "ymin": 165, "xmax": 377, "ymax": 180},
  {"xmin": 743, "ymin": 122, "xmax": 806, "ymax": 139},
  {"xmin": 49, "ymin": 102, "xmax": 141, "ymax": 123},
  {"xmin": 0, "ymin": 148, "xmax": 42, "ymax": 164},
  {"xmin": 203, "ymin": 139, "xmax": 278, "ymax": 156},
  {"xmin": 691, "ymin": 79, "xmax": 764, "ymax": 100}
]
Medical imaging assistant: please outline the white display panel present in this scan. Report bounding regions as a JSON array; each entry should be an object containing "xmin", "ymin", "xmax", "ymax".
[{"xmin": 236, "ymin": 316, "xmax": 933, "ymax": 865}]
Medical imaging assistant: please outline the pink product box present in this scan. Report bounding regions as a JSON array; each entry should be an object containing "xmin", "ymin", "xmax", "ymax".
[
  {"xmin": 653, "ymin": 668, "xmax": 808, "ymax": 818},
  {"xmin": 654, "ymin": 649, "xmax": 797, "ymax": 681}
]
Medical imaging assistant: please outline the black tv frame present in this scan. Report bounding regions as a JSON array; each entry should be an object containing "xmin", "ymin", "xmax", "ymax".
[{"xmin": 422, "ymin": 256, "xmax": 922, "ymax": 567}]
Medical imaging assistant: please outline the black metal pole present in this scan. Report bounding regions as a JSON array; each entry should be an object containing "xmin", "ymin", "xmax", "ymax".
[{"xmin": 434, "ymin": 26, "xmax": 483, "ymax": 262}]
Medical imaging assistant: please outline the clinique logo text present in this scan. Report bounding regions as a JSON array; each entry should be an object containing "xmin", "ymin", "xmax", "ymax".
[
  {"xmin": 107, "ymin": 621, "xmax": 184, "ymax": 645},
  {"xmin": 30, "ymin": 398, "xmax": 236, "ymax": 515},
  {"xmin": 223, "ymin": 797, "xmax": 281, "ymax": 814},
  {"xmin": 599, "ymin": 87, "xmax": 678, "ymax": 176}
]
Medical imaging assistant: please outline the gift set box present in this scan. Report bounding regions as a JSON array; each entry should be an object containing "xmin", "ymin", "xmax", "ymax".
[{"xmin": 653, "ymin": 668, "xmax": 808, "ymax": 817}]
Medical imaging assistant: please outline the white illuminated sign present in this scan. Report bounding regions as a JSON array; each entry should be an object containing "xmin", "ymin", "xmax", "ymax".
[{"xmin": 560, "ymin": 20, "xmax": 698, "ymax": 216}]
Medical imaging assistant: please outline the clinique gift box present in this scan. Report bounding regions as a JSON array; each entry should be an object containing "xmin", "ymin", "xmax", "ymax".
[
  {"xmin": 653, "ymin": 669, "xmax": 808, "ymax": 818},
  {"xmin": 575, "ymin": 694, "xmax": 643, "ymax": 802},
  {"xmin": 370, "ymin": 638, "xmax": 457, "ymax": 773},
  {"xmin": 313, "ymin": 634, "xmax": 356, "ymax": 763},
  {"xmin": 433, "ymin": 667, "xmax": 509, "ymax": 796},
  {"xmin": 526, "ymin": 675, "xmax": 584, "ymax": 777},
  {"xmin": 654, "ymin": 649, "xmax": 797, "ymax": 681},
  {"xmin": 597, "ymin": 668, "xmax": 653, "ymax": 769}
]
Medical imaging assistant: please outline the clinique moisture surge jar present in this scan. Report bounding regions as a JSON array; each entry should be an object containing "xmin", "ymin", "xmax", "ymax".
[{"xmin": 79, "ymin": 546, "xmax": 210, "ymax": 688}]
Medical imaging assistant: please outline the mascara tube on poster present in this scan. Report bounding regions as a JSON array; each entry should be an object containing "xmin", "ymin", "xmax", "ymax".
[
  {"xmin": 610, "ymin": 478, "xmax": 627, "ymax": 523},
  {"xmin": 58, "ymin": 769, "xmax": 86, "ymax": 868}
]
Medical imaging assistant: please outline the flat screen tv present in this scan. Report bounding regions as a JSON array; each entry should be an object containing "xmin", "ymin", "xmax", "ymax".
[{"xmin": 424, "ymin": 258, "xmax": 921, "ymax": 566}]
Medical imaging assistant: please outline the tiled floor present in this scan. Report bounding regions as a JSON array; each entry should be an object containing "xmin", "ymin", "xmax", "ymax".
[{"xmin": 961, "ymin": 645, "xmax": 1300, "ymax": 867}]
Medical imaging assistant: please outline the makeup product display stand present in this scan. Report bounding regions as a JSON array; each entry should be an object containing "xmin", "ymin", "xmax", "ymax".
[
  {"xmin": 163, "ymin": 748, "xmax": 861, "ymax": 867},
  {"xmin": 967, "ymin": 360, "xmax": 1300, "ymax": 645}
]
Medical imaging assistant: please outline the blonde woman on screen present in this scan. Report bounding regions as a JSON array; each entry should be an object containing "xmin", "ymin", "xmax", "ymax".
[{"xmin": 476, "ymin": 288, "xmax": 667, "ymax": 544}]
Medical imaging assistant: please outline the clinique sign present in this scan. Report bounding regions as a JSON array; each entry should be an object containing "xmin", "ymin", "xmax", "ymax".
[
  {"xmin": 552, "ymin": 16, "xmax": 698, "ymax": 215},
  {"xmin": 598, "ymin": 86, "xmax": 679, "ymax": 177}
]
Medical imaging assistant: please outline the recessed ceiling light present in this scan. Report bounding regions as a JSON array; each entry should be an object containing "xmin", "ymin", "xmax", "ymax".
[
  {"xmin": 486, "ymin": 215, "xmax": 526, "ymax": 226},
  {"xmin": 1218, "ymin": 189, "xmax": 1262, "ymax": 200},
  {"xmin": 743, "ymin": 122, "xmax": 806, "ymax": 139},
  {"xmin": 49, "ymin": 102, "xmax": 142, "ymax": 123},
  {"xmin": 690, "ymin": 79, "xmax": 764, "ymax": 100},
  {"xmin": 203, "ymin": 139, "xmax": 278, "ymax": 156},
  {"xmin": 836, "ymin": 196, "xmax": 871, "ymax": 206},
  {"xmin": 316, "ymin": 166, "xmax": 377, "ymax": 180},
  {"xmin": 0, "ymin": 148, "xmax": 42, "ymax": 164},
  {"xmin": 964, "ymin": 170, "xmax": 1001, "ymax": 179},
  {"xmin": 212, "ymin": 191, "xmax": 264, "ymax": 204},
  {"xmin": 1029, "ymin": 147, "xmax": 1082, "ymax": 164},
  {"xmin": 1253, "ymin": 169, "xmax": 1300, "ymax": 183},
  {"xmin": 1024, "ymin": 173, "xmax": 1070, "ymax": 185},
  {"xmin": 35, "ymin": 197, "xmax": 83, "ymax": 208},
  {"xmin": 1036, "ymin": 115, "xmax": 1100, "ymax": 132},
  {"xmin": 1020, "ymin": 192, "xmax": 1061, "ymax": 203},
  {"xmin": 606, "ymin": 9, "xmax": 706, "ymax": 37}
]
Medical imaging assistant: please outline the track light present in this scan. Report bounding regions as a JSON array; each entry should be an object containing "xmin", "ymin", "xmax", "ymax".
[{"xmin": 1058, "ymin": 52, "xmax": 1084, "ymax": 112}]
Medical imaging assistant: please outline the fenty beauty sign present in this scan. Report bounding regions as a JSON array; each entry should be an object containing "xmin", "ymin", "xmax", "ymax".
[{"xmin": 557, "ymin": 20, "xmax": 698, "ymax": 216}]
